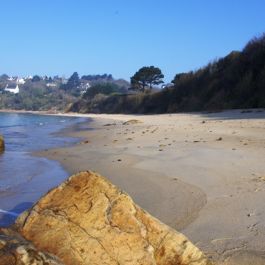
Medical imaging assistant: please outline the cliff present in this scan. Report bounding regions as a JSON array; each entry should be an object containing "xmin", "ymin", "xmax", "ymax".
[{"xmin": 69, "ymin": 33, "xmax": 265, "ymax": 114}]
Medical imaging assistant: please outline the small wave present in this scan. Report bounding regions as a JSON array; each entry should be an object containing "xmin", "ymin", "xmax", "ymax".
[
  {"xmin": 0, "ymin": 124, "xmax": 24, "ymax": 129},
  {"xmin": 0, "ymin": 209, "xmax": 19, "ymax": 217},
  {"xmin": 0, "ymin": 184, "xmax": 12, "ymax": 192}
]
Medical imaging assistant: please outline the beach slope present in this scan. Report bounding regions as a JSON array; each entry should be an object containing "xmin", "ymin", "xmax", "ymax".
[{"xmin": 41, "ymin": 109, "xmax": 265, "ymax": 264}]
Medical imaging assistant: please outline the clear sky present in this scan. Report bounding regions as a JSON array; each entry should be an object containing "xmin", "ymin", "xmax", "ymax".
[{"xmin": 1, "ymin": 0, "xmax": 265, "ymax": 82}]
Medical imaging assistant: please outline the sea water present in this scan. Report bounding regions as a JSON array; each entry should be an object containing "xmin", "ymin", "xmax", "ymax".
[{"xmin": 0, "ymin": 112, "xmax": 86, "ymax": 226}]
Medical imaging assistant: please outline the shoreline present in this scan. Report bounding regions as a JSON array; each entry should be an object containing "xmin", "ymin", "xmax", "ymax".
[
  {"xmin": 2, "ymin": 108, "xmax": 265, "ymax": 263},
  {"xmin": 0, "ymin": 107, "xmax": 264, "ymax": 117},
  {"xmin": 0, "ymin": 112, "xmax": 89, "ymax": 227},
  {"xmin": 38, "ymin": 109, "xmax": 265, "ymax": 264},
  {"xmin": 37, "ymin": 115, "xmax": 208, "ymax": 230}
]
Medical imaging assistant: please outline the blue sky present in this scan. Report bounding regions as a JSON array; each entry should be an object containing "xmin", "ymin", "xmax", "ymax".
[{"xmin": 1, "ymin": 0, "xmax": 265, "ymax": 82}]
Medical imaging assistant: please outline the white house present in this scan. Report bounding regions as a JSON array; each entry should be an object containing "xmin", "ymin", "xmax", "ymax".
[
  {"xmin": 46, "ymin": 82, "xmax": 57, "ymax": 87},
  {"xmin": 4, "ymin": 84, "xmax": 20, "ymax": 94},
  {"xmin": 80, "ymin": 82, "xmax": 91, "ymax": 95},
  {"xmin": 17, "ymin": 78, "xmax": 25, "ymax": 85}
]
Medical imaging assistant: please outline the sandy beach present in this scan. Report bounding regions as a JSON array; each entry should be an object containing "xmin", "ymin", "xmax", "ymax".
[{"xmin": 39, "ymin": 109, "xmax": 265, "ymax": 264}]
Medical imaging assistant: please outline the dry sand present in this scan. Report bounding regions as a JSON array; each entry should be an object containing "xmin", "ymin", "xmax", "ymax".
[{"xmin": 39, "ymin": 109, "xmax": 265, "ymax": 264}]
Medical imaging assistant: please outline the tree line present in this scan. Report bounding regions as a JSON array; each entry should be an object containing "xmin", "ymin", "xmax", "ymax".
[{"xmin": 71, "ymin": 33, "xmax": 265, "ymax": 113}]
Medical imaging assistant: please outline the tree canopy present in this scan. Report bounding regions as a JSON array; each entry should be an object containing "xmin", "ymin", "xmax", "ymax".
[
  {"xmin": 83, "ymin": 83, "xmax": 120, "ymax": 99},
  {"xmin": 32, "ymin": 75, "xmax": 41, "ymax": 82},
  {"xmin": 81, "ymin": 74, "xmax": 113, "ymax": 81},
  {"xmin": 60, "ymin": 72, "xmax": 81, "ymax": 96},
  {"xmin": 130, "ymin": 66, "xmax": 164, "ymax": 91},
  {"xmin": 67, "ymin": 72, "xmax": 80, "ymax": 88}
]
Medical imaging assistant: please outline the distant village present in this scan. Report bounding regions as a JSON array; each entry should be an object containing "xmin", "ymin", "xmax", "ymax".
[
  {"xmin": 0, "ymin": 72, "xmax": 130, "ymax": 111},
  {"xmin": 0, "ymin": 74, "xmax": 92, "ymax": 95}
]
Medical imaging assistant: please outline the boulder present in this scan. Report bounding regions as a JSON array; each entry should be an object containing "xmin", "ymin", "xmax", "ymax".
[
  {"xmin": 0, "ymin": 135, "xmax": 4, "ymax": 152},
  {"xmin": 15, "ymin": 171, "xmax": 212, "ymax": 265},
  {"xmin": 123, "ymin": 119, "xmax": 142, "ymax": 125},
  {"xmin": 0, "ymin": 228, "xmax": 63, "ymax": 265}
]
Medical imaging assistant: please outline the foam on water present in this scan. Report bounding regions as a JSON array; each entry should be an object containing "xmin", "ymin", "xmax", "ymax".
[{"xmin": 0, "ymin": 112, "xmax": 87, "ymax": 226}]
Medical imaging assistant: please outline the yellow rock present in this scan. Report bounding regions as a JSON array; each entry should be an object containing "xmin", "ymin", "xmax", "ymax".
[
  {"xmin": 15, "ymin": 171, "xmax": 212, "ymax": 265},
  {"xmin": 123, "ymin": 119, "xmax": 142, "ymax": 125}
]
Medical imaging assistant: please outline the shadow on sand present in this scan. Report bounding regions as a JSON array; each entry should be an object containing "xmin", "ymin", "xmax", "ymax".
[{"xmin": 198, "ymin": 109, "xmax": 265, "ymax": 120}]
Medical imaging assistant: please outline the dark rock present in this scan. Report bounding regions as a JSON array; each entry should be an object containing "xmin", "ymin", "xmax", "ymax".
[
  {"xmin": 0, "ymin": 135, "xmax": 5, "ymax": 153},
  {"xmin": 0, "ymin": 228, "xmax": 63, "ymax": 265}
]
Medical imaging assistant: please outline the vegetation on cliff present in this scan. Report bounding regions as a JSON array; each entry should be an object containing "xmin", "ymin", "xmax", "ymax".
[
  {"xmin": 130, "ymin": 66, "xmax": 164, "ymax": 91},
  {"xmin": 70, "ymin": 33, "xmax": 265, "ymax": 114},
  {"xmin": 1, "ymin": 33, "xmax": 265, "ymax": 113}
]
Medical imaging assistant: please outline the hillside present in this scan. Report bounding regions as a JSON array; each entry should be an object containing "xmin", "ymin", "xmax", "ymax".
[
  {"xmin": 0, "ymin": 77, "xmax": 74, "ymax": 111},
  {"xmin": 0, "ymin": 74, "xmax": 129, "ymax": 111},
  {"xmin": 70, "ymin": 33, "xmax": 265, "ymax": 114}
]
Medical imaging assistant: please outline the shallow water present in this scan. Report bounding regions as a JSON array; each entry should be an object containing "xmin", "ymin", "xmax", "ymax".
[{"xmin": 0, "ymin": 112, "xmax": 86, "ymax": 226}]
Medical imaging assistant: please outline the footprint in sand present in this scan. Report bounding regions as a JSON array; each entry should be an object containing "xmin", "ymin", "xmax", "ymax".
[
  {"xmin": 247, "ymin": 213, "xmax": 255, "ymax": 217},
  {"xmin": 247, "ymin": 222, "xmax": 259, "ymax": 235},
  {"xmin": 152, "ymin": 127, "xmax": 159, "ymax": 132},
  {"xmin": 104, "ymin": 123, "xmax": 116, "ymax": 126}
]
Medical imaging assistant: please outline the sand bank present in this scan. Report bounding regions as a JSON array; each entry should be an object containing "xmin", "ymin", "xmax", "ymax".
[{"xmin": 40, "ymin": 109, "xmax": 265, "ymax": 264}]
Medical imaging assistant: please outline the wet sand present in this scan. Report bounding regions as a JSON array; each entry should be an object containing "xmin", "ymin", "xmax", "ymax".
[
  {"xmin": 40, "ymin": 109, "xmax": 265, "ymax": 264},
  {"xmin": 0, "ymin": 112, "xmax": 84, "ymax": 226}
]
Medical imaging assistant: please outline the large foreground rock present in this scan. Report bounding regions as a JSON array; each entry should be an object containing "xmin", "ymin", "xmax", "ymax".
[
  {"xmin": 15, "ymin": 171, "xmax": 212, "ymax": 265},
  {"xmin": 0, "ymin": 135, "xmax": 4, "ymax": 152},
  {"xmin": 0, "ymin": 228, "xmax": 63, "ymax": 264}
]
